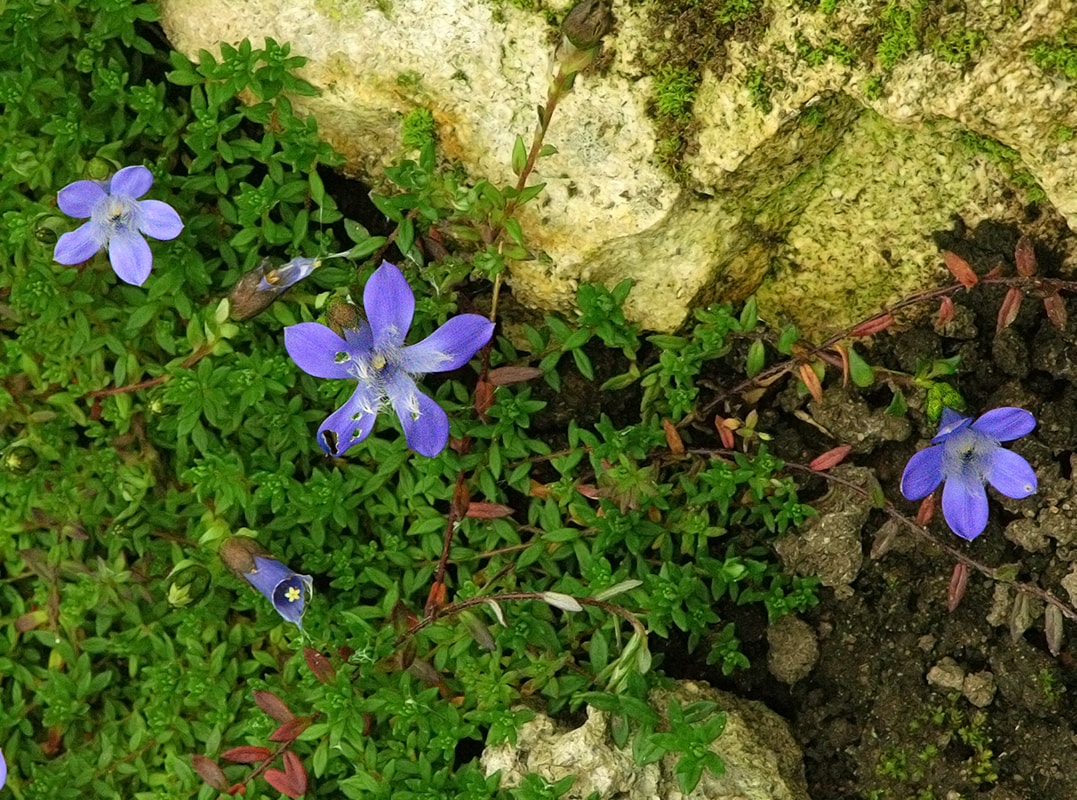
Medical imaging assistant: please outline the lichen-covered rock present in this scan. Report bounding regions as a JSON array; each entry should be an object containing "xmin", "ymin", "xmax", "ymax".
[
  {"xmin": 767, "ymin": 614, "xmax": 819, "ymax": 685},
  {"xmin": 481, "ymin": 680, "xmax": 809, "ymax": 800},
  {"xmin": 159, "ymin": 0, "xmax": 1077, "ymax": 333}
]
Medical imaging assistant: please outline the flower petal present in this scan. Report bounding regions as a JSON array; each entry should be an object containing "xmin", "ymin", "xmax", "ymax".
[
  {"xmin": 941, "ymin": 476, "xmax": 990, "ymax": 540},
  {"xmin": 109, "ymin": 165, "xmax": 153, "ymax": 199},
  {"xmin": 54, "ymin": 222, "xmax": 104, "ymax": 264},
  {"xmin": 107, "ymin": 231, "xmax": 153, "ymax": 286},
  {"xmin": 900, "ymin": 445, "xmax": 945, "ymax": 500},
  {"xmin": 400, "ymin": 314, "xmax": 495, "ymax": 373},
  {"xmin": 271, "ymin": 573, "xmax": 313, "ymax": 626},
  {"xmin": 364, "ymin": 261, "xmax": 414, "ymax": 349},
  {"xmin": 58, "ymin": 179, "xmax": 106, "ymax": 218},
  {"xmin": 137, "ymin": 199, "xmax": 184, "ymax": 241},
  {"xmin": 385, "ymin": 372, "xmax": 449, "ymax": 457},
  {"xmin": 0, "ymin": 744, "xmax": 6, "ymax": 790},
  {"xmin": 971, "ymin": 407, "xmax": 1036, "ymax": 442},
  {"xmin": 284, "ymin": 323, "xmax": 355, "ymax": 379},
  {"xmin": 986, "ymin": 449, "xmax": 1037, "ymax": 499},
  {"xmin": 246, "ymin": 556, "xmax": 292, "ymax": 599},
  {"xmin": 932, "ymin": 408, "xmax": 972, "ymax": 443},
  {"xmin": 317, "ymin": 383, "xmax": 380, "ymax": 456}
]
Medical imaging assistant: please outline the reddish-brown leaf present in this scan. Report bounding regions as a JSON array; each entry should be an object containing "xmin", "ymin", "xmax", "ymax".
[
  {"xmin": 947, "ymin": 562, "xmax": 969, "ymax": 612},
  {"xmin": 474, "ymin": 378, "xmax": 494, "ymax": 417},
  {"xmin": 452, "ymin": 480, "xmax": 471, "ymax": 519},
  {"xmin": 465, "ymin": 502, "xmax": 515, "ymax": 519},
  {"xmin": 935, "ymin": 296, "xmax": 955, "ymax": 328},
  {"xmin": 221, "ymin": 746, "xmax": 273, "ymax": 764},
  {"xmin": 943, "ymin": 250, "xmax": 978, "ymax": 288},
  {"xmin": 253, "ymin": 690, "xmax": 295, "ymax": 723},
  {"xmin": 529, "ymin": 479, "xmax": 550, "ymax": 499},
  {"xmin": 227, "ymin": 783, "xmax": 247, "ymax": 796},
  {"xmin": 268, "ymin": 716, "xmax": 311, "ymax": 743},
  {"xmin": 848, "ymin": 313, "xmax": 895, "ymax": 338},
  {"xmin": 716, "ymin": 422, "xmax": 735, "ymax": 450},
  {"xmin": 832, "ymin": 343, "xmax": 849, "ymax": 387},
  {"xmin": 662, "ymin": 419, "xmax": 685, "ymax": 455},
  {"xmin": 265, "ymin": 752, "xmax": 308, "ymax": 799},
  {"xmin": 576, "ymin": 484, "xmax": 601, "ymax": 500},
  {"xmin": 799, "ymin": 363, "xmax": 824, "ymax": 405},
  {"xmin": 424, "ymin": 581, "xmax": 447, "ymax": 618},
  {"xmin": 304, "ymin": 647, "xmax": 337, "ymax": 684},
  {"xmin": 1044, "ymin": 293, "xmax": 1068, "ymax": 330},
  {"xmin": 996, "ymin": 287, "xmax": 1023, "ymax": 333},
  {"xmin": 488, "ymin": 366, "xmax": 545, "ymax": 385},
  {"xmin": 809, "ymin": 445, "xmax": 852, "ymax": 472},
  {"xmin": 1015, "ymin": 235, "xmax": 1037, "ymax": 277},
  {"xmin": 916, "ymin": 495, "xmax": 935, "ymax": 527},
  {"xmin": 191, "ymin": 754, "xmax": 229, "ymax": 791}
]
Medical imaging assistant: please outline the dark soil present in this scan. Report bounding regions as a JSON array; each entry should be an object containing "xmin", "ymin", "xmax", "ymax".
[{"xmin": 738, "ymin": 214, "xmax": 1077, "ymax": 800}]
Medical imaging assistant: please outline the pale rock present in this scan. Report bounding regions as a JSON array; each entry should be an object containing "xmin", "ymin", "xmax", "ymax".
[{"xmin": 159, "ymin": 0, "xmax": 1077, "ymax": 332}]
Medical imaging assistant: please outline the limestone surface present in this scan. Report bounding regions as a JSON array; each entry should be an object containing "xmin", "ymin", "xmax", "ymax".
[{"xmin": 159, "ymin": 0, "xmax": 1077, "ymax": 333}]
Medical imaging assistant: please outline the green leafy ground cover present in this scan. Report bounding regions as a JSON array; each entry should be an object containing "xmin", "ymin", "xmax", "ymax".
[{"xmin": 0, "ymin": 3, "xmax": 818, "ymax": 797}]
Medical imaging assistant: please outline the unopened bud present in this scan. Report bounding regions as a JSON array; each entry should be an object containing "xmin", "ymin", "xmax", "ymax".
[
  {"xmin": 326, "ymin": 297, "xmax": 363, "ymax": 336},
  {"xmin": 561, "ymin": 0, "xmax": 614, "ymax": 50},
  {"xmin": 220, "ymin": 536, "xmax": 269, "ymax": 578}
]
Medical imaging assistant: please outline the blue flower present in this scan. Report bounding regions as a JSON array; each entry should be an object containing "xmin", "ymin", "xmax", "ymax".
[
  {"xmin": 285, "ymin": 261, "xmax": 495, "ymax": 458},
  {"xmin": 0, "ymin": 746, "xmax": 6, "ymax": 789},
  {"xmin": 258, "ymin": 256, "xmax": 321, "ymax": 293},
  {"xmin": 243, "ymin": 556, "xmax": 314, "ymax": 628},
  {"xmin": 901, "ymin": 407, "xmax": 1038, "ymax": 540},
  {"xmin": 53, "ymin": 165, "xmax": 183, "ymax": 286}
]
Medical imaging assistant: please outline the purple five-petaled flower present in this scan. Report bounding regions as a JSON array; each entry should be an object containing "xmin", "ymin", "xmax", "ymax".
[
  {"xmin": 243, "ymin": 556, "xmax": 314, "ymax": 628},
  {"xmin": 901, "ymin": 407, "xmax": 1038, "ymax": 540},
  {"xmin": 285, "ymin": 261, "xmax": 494, "ymax": 458},
  {"xmin": 53, "ymin": 165, "xmax": 183, "ymax": 286},
  {"xmin": 0, "ymin": 745, "xmax": 6, "ymax": 789}
]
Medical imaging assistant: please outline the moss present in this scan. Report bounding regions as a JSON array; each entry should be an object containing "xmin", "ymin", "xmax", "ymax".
[
  {"xmin": 957, "ymin": 131, "xmax": 1047, "ymax": 204},
  {"xmin": 801, "ymin": 106, "xmax": 826, "ymax": 129},
  {"xmin": 875, "ymin": 0, "xmax": 927, "ymax": 71},
  {"xmin": 932, "ymin": 28, "xmax": 986, "ymax": 66},
  {"xmin": 653, "ymin": 64, "xmax": 700, "ymax": 120},
  {"xmin": 796, "ymin": 34, "xmax": 857, "ymax": 67},
  {"xmin": 400, "ymin": 107, "xmax": 437, "ymax": 150},
  {"xmin": 863, "ymin": 75, "xmax": 885, "ymax": 100},
  {"xmin": 1028, "ymin": 19, "xmax": 1077, "ymax": 80},
  {"xmin": 745, "ymin": 66, "xmax": 783, "ymax": 113}
]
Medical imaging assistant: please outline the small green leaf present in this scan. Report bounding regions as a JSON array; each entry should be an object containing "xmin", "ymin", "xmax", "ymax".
[
  {"xmin": 776, "ymin": 324, "xmax": 798, "ymax": 354},
  {"xmin": 745, "ymin": 339, "xmax": 765, "ymax": 377},
  {"xmin": 848, "ymin": 345, "xmax": 874, "ymax": 387},
  {"xmin": 739, "ymin": 296, "xmax": 758, "ymax": 331},
  {"xmin": 511, "ymin": 134, "xmax": 527, "ymax": 176},
  {"xmin": 885, "ymin": 389, "xmax": 907, "ymax": 416}
]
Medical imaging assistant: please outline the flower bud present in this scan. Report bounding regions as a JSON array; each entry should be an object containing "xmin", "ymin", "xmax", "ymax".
[
  {"xmin": 561, "ymin": 0, "xmax": 614, "ymax": 50},
  {"xmin": 326, "ymin": 297, "xmax": 363, "ymax": 335}
]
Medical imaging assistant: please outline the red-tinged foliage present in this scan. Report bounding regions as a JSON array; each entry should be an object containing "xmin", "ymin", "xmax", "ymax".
[
  {"xmin": 576, "ymin": 484, "xmax": 601, "ymax": 499},
  {"xmin": 304, "ymin": 647, "xmax": 337, "ymax": 684},
  {"xmin": 809, "ymin": 445, "xmax": 852, "ymax": 472},
  {"xmin": 465, "ymin": 502, "xmax": 515, "ymax": 519},
  {"xmin": 916, "ymin": 495, "xmax": 935, "ymax": 526},
  {"xmin": 662, "ymin": 419, "xmax": 684, "ymax": 454},
  {"xmin": 947, "ymin": 562, "xmax": 969, "ymax": 613},
  {"xmin": 227, "ymin": 783, "xmax": 247, "ymax": 796},
  {"xmin": 832, "ymin": 343, "xmax": 849, "ymax": 387},
  {"xmin": 253, "ymin": 690, "xmax": 295, "ymax": 723},
  {"xmin": 191, "ymin": 754, "xmax": 228, "ymax": 791},
  {"xmin": 799, "ymin": 363, "xmax": 824, "ymax": 404},
  {"xmin": 264, "ymin": 752, "xmax": 308, "ymax": 798},
  {"xmin": 269, "ymin": 716, "xmax": 312, "ymax": 743},
  {"xmin": 1015, "ymin": 235, "xmax": 1037, "ymax": 276},
  {"xmin": 424, "ymin": 581, "xmax": 447, "ymax": 618},
  {"xmin": 714, "ymin": 417, "xmax": 736, "ymax": 449},
  {"xmin": 996, "ymin": 287, "xmax": 1023, "ymax": 333},
  {"xmin": 1044, "ymin": 293, "xmax": 1068, "ymax": 330},
  {"xmin": 452, "ymin": 480, "xmax": 471, "ymax": 518},
  {"xmin": 474, "ymin": 378, "xmax": 494, "ymax": 416},
  {"xmin": 488, "ymin": 365, "xmax": 544, "ymax": 385},
  {"xmin": 935, "ymin": 296, "xmax": 955, "ymax": 328},
  {"xmin": 943, "ymin": 250, "xmax": 978, "ymax": 288},
  {"xmin": 221, "ymin": 746, "xmax": 273, "ymax": 764},
  {"xmin": 848, "ymin": 313, "xmax": 895, "ymax": 337}
]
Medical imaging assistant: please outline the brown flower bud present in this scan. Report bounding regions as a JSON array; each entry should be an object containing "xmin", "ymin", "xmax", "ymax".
[
  {"xmin": 220, "ymin": 536, "xmax": 269, "ymax": 578},
  {"xmin": 227, "ymin": 258, "xmax": 280, "ymax": 322},
  {"xmin": 326, "ymin": 297, "xmax": 363, "ymax": 336},
  {"xmin": 561, "ymin": 0, "xmax": 615, "ymax": 50}
]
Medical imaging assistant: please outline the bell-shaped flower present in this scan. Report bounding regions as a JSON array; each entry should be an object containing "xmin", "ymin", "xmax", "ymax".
[
  {"xmin": 243, "ymin": 556, "xmax": 314, "ymax": 628},
  {"xmin": 285, "ymin": 261, "xmax": 494, "ymax": 457},
  {"xmin": 901, "ymin": 407, "xmax": 1038, "ymax": 540},
  {"xmin": 53, "ymin": 165, "xmax": 183, "ymax": 286}
]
